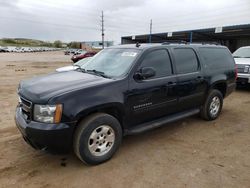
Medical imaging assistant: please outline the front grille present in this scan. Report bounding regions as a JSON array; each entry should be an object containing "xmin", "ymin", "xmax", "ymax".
[
  {"xmin": 19, "ymin": 97, "xmax": 32, "ymax": 120},
  {"xmin": 237, "ymin": 64, "xmax": 250, "ymax": 73}
]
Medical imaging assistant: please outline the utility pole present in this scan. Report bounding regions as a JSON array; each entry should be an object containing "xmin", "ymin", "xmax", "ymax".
[
  {"xmin": 101, "ymin": 11, "xmax": 104, "ymax": 49},
  {"xmin": 189, "ymin": 31, "xmax": 193, "ymax": 43},
  {"xmin": 149, "ymin": 19, "xmax": 152, "ymax": 43}
]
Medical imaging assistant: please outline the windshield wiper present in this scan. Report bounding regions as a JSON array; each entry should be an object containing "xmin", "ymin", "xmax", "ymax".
[
  {"xmin": 86, "ymin": 69, "xmax": 110, "ymax": 78},
  {"xmin": 75, "ymin": 66, "xmax": 86, "ymax": 73}
]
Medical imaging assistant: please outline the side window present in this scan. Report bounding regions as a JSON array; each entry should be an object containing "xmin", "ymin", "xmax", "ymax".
[
  {"xmin": 174, "ymin": 48, "xmax": 199, "ymax": 74},
  {"xmin": 199, "ymin": 47, "xmax": 234, "ymax": 70},
  {"xmin": 139, "ymin": 49, "xmax": 172, "ymax": 79}
]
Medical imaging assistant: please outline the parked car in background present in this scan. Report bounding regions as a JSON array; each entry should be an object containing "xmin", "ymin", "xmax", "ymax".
[
  {"xmin": 1, "ymin": 47, "xmax": 8, "ymax": 52},
  {"xmin": 64, "ymin": 48, "xmax": 79, "ymax": 55},
  {"xmin": 64, "ymin": 49, "xmax": 71, "ymax": 55},
  {"xmin": 56, "ymin": 57, "xmax": 92, "ymax": 72},
  {"xmin": 0, "ymin": 46, "xmax": 6, "ymax": 52},
  {"xmin": 16, "ymin": 43, "xmax": 236, "ymax": 165},
  {"xmin": 5, "ymin": 46, "xmax": 17, "ymax": 52},
  {"xmin": 74, "ymin": 49, "xmax": 86, "ymax": 55},
  {"xmin": 16, "ymin": 47, "xmax": 25, "ymax": 53},
  {"xmin": 0, "ymin": 46, "xmax": 61, "ymax": 53},
  {"xmin": 71, "ymin": 51, "xmax": 97, "ymax": 63},
  {"xmin": 233, "ymin": 46, "xmax": 250, "ymax": 85}
]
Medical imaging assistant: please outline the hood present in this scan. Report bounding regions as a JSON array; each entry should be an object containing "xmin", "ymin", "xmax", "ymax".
[
  {"xmin": 19, "ymin": 71, "xmax": 112, "ymax": 103},
  {"xmin": 234, "ymin": 58, "xmax": 250, "ymax": 65},
  {"xmin": 56, "ymin": 65, "xmax": 77, "ymax": 72}
]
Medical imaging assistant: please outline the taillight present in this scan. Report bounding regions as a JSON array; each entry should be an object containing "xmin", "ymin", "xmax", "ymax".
[{"xmin": 235, "ymin": 64, "xmax": 238, "ymax": 80}]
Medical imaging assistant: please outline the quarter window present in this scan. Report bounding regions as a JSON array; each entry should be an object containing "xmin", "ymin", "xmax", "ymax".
[
  {"xmin": 174, "ymin": 48, "xmax": 199, "ymax": 74},
  {"xmin": 139, "ymin": 49, "xmax": 172, "ymax": 79},
  {"xmin": 200, "ymin": 47, "xmax": 234, "ymax": 70}
]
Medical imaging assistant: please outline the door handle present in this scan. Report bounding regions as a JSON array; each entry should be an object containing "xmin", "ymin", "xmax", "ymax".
[
  {"xmin": 167, "ymin": 81, "xmax": 176, "ymax": 86},
  {"xmin": 195, "ymin": 76, "xmax": 204, "ymax": 82}
]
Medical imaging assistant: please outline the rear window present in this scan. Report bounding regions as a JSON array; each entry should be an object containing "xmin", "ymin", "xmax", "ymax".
[{"xmin": 199, "ymin": 47, "xmax": 234, "ymax": 70}]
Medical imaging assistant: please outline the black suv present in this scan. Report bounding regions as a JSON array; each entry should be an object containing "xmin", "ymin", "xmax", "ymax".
[{"xmin": 15, "ymin": 43, "xmax": 236, "ymax": 165}]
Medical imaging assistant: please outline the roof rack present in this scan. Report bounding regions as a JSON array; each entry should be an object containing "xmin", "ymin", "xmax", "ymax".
[
  {"xmin": 162, "ymin": 40, "xmax": 187, "ymax": 45},
  {"xmin": 162, "ymin": 41, "xmax": 221, "ymax": 46},
  {"xmin": 200, "ymin": 42, "xmax": 220, "ymax": 45}
]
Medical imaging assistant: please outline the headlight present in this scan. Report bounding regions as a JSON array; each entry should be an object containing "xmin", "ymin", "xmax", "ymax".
[{"xmin": 33, "ymin": 104, "xmax": 62, "ymax": 123}]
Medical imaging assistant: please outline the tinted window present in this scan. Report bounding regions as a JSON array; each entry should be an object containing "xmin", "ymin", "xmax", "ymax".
[
  {"xmin": 174, "ymin": 48, "xmax": 199, "ymax": 74},
  {"xmin": 140, "ymin": 49, "xmax": 172, "ymax": 78},
  {"xmin": 199, "ymin": 47, "xmax": 234, "ymax": 70}
]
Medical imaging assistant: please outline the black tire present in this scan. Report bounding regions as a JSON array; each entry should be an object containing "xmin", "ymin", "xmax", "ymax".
[
  {"xmin": 73, "ymin": 113, "xmax": 122, "ymax": 165},
  {"xmin": 200, "ymin": 89, "xmax": 223, "ymax": 121}
]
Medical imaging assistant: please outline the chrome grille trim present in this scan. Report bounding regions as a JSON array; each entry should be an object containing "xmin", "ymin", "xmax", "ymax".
[
  {"xmin": 237, "ymin": 64, "xmax": 250, "ymax": 73},
  {"xmin": 19, "ymin": 96, "xmax": 32, "ymax": 120}
]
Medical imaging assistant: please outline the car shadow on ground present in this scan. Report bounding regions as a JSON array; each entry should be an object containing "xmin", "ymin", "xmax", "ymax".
[
  {"xmin": 236, "ymin": 84, "xmax": 250, "ymax": 92},
  {"xmin": 55, "ymin": 115, "xmax": 202, "ymax": 167}
]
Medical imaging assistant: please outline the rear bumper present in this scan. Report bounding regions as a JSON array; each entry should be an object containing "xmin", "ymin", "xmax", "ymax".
[
  {"xmin": 237, "ymin": 73, "xmax": 250, "ymax": 84},
  {"xmin": 15, "ymin": 107, "xmax": 75, "ymax": 153}
]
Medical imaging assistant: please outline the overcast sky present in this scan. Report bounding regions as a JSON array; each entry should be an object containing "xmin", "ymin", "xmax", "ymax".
[{"xmin": 0, "ymin": 0, "xmax": 250, "ymax": 43}]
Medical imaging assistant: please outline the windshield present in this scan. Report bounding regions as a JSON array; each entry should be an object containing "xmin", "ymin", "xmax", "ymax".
[
  {"xmin": 81, "ymin": 48, "xmax": 140, "ymax": 78},
  {"xmin": 74, "ymin": 57, "xmax": 92, "ymax": 66},
  {"xmin": 233, "ymin": 47, "xmax": 250, "ymax": 58}
]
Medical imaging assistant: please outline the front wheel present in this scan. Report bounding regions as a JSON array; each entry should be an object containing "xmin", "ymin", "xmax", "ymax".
[
  {"xmin": 200, "ymin": 89, "xmax": 223, "ymax": 121},
  {"xmin": 73, "ymin": 113, "xmax": 122, "ymax": 165}
]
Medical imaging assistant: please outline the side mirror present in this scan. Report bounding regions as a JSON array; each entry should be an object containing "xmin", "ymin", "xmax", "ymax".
[{"xmin": 134, "ymin": 67, "xmax": 156, "ymax": 80}]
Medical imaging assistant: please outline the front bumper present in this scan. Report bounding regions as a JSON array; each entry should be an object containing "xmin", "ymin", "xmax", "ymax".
[
  {"xmin": 237, "ymin": 73, "xmax": 250, "ymax": 84},
  {"xmin": 15, "ymin": 107, "xmax": 75, "ymax": 153}
]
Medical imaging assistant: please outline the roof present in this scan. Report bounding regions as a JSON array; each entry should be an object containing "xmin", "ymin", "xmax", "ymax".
[
  {"xmin": 109, "ymin": 43, "xmax": 226, "ymax": 50},
  {"xmin": 238, "ymin": 46, "xmax": 250, "ymax": 49},
  {"xmin": 109, "ymin": 43, "xmax": 160, "ymax": 50}
]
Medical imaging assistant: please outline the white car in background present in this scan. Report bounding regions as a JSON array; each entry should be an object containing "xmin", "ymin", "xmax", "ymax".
[
  {"xmin": 233, "ymin": 46, "xmax": 250, "ymax": 85},
  {"xmin": 6, "ymin": 46, "xmax": 17, "ymax": 52},
  {"xmin": 56, "ymin": 57, "xmax": 92, "ymax": 72}
]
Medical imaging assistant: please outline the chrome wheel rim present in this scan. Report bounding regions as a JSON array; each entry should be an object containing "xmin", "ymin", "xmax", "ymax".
[
  {"xmin": 209, "ymin": 96, "xmax": 220, "ymax": 117},
  {"xmin": 88, "ymin": 125, "xmax": 115, "ymax": 157}
]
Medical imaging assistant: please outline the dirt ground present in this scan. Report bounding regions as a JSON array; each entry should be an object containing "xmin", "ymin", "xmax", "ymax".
[{"xmin": 0, "ymin": 51, "xmax": 249, "ymax": 188}]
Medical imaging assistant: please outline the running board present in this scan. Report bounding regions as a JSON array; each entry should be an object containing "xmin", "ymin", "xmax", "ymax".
[{"xmin": 125, "ymin": 108, "xmax": 200, "ymax": 135}]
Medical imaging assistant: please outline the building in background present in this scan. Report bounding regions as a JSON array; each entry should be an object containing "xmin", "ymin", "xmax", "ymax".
[
  {"xmin": 80, "ymin": 41, "xmax": 114, "ymax": 50},
  {"xmin": 121, "ymin": 24, "xmax": 250, "ymax": 52}
]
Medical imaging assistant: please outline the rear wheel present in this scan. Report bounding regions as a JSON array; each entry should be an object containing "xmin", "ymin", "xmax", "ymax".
[
  {"xmin": 200, "ymin": 89, "xmax": 223, "ymax": 121},
  {"xmin": 73, "ymin": 113, "xmax": 122, "ymax": 165}
]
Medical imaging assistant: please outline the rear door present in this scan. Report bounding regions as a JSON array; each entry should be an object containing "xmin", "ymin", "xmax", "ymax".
[
  {"xmin": 126, "ymin": 48, "xmax": 178, "ymax": 127},
  {"xmin": 172, "ymin": 47, "xmax": 206, "ymax": 111}
]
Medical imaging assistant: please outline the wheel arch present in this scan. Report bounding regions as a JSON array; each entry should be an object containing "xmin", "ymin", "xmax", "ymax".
[
  {"xmin": 75, "ymin": 103, "xmax": 125, "ymax": 130},
  {"xmin": 210, "ymin": 81, "xmax": 227, "ymax": 97}
]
